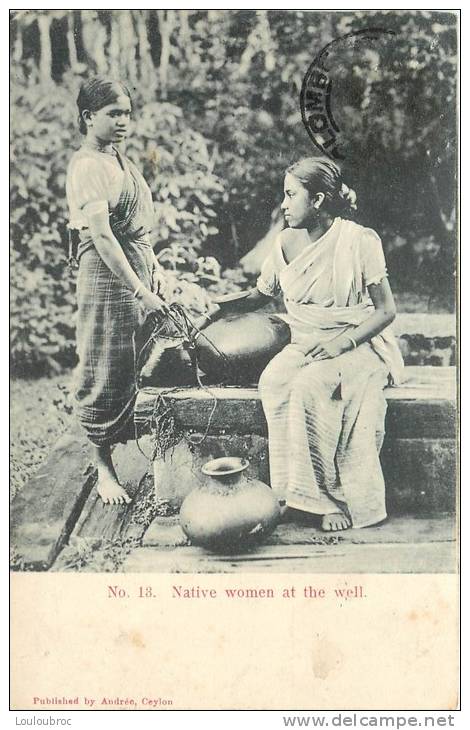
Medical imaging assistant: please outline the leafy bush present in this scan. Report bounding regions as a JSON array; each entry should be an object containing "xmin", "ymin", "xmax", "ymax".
[
  {"xmin": 10, "ymin": 11, "xmax": 457, "ymax": 377},
  {"xmin": 10, "ymin": 75, "xmax": 78, "ymax": 375},
  {"xmin": 10, "ymin": 76, "xmax": 227, "ymax": 375}
]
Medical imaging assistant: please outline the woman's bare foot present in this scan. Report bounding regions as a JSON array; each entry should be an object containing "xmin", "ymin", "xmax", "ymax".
[
  {"xmin": 96, "ymin": 474, "xmax": 132, "ymax": 505},
  {"xmin": 94, "ymin": 444, "xmax": 132, "ymax": 506},
  {"xmin": 321, "ymin": 512, "xmax": 351, "ymax": 531}
]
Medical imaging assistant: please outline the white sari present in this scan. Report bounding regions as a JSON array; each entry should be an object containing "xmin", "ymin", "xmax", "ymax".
[{"xmin": 257, "ymin": 218, "xmax": 404, "ymax": 528}]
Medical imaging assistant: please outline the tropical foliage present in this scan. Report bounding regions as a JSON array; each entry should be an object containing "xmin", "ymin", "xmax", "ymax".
[{"xmin": 10, "ymin": 10, "xmax": 457, "ymax": 373}]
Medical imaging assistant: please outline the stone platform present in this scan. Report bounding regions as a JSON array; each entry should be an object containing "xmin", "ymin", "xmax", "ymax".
[
  {"xmin": 10, "ymin": 367, "xmax": 457, "ymax": 572},
  {"xmin": 121, "ymin": 514, "xmax": 457, "ymax": 574},
  {"xmin": 135, "ymin": 366, "xmax": 457, "ymax": 514}
]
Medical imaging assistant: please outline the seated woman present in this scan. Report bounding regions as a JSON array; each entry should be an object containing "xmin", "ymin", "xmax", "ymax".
[{"xmin": 224, "ymin": 157, "xmax": 404, "ymax": 531}]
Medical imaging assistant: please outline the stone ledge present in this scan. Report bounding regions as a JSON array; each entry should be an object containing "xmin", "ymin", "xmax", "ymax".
[
  {"xmin": 137, "ymin": 366, "xmax": 457, "ymax": 516},
  {"xmin": 135, "ymin": 366, "xmax": 457, "ymax": 439},
  {"xmin": 10, "ymin": 367, "xmax": 457, "ymax": 571},
  {"xmin": 393, "ymin": 313, "xmax": 455, "ymax": 338},
  {"xmin": 122, "ymin": 514, "xmax": 457, "ymax": 574}
]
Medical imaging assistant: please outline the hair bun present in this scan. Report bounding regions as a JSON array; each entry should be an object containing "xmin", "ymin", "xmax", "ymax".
[{"xmin": 340, "ymin": 183, "xmax": 357, "ymax": 210}]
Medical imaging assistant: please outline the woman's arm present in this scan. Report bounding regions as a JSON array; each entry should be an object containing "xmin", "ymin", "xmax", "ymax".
[
  {"xmin": 309, "ymin": 277, "xmax": 396, "ymax": 359},
  {"xmin": 86, "ymin": 208, "xmax": 167, "ymax": 313},
  {"xmin": 190, "ymin": 288, "xmax": 273, "ymax": 333},
  {"xmin": 346, "ymin": 277, "xmax": 397, "ymax": 345},
  {"xmin": 223, "ymin": 288, "xmax": 272, "ymax": 313}
]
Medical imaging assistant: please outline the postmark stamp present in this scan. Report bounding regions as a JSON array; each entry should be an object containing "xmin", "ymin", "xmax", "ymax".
[{"xmin": 300, "ymin": 27, "xmax": 396, "ymax": 160}]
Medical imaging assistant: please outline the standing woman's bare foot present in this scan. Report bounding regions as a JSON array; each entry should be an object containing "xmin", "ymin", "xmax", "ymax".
[
  {"xmin": 94, "ymin": 443, "xmax": 132, "ymax": 505},
  {"xmin": 321, "ymin": 512, "xmax": 351, "ymax": 531},
  {"xmin": 96, "ymin": 474, "xmax": 132, "ymax": 505}
]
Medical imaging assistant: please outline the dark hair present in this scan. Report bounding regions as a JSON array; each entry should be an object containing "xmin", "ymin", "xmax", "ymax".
[
  {"xmin": 76, "ymin": 76, "xmax": 132, "ymax": 135},
  {"xmin": 286, "ymin": 157, "xmax": 357, "ymax": 215}
]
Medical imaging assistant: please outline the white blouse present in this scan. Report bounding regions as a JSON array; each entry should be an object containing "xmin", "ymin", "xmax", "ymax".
[
  {"xmin": 66, "ymin": 147, "xmax": 125, "ymax": 230},
  {"xmin": 257, "ymin": 220, "xmax": 388, "ymax": 304}
]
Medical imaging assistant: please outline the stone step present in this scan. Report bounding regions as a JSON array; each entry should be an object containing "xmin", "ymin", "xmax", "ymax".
[
  {"xmin": 10, "ymin": 433, "xmax": 156, "ymax": 571},
  {"xmin": 262, "ymin": 307, "xmax": 456, "ymax": 365},
  {"xmin": 392, "ymin": 313, "xmax": 455, "ymax": 338},
  {"xmin": 10, "ymin": 426, "xmax": 96, "ymax": 571},
  {"xmin": 121, "ymin": 515, "xmax": 456, "ymax": 574},
  {"xmin": 136, "ymin": 367, "xmax": 457, "ymax": 515},
  {"xmin": 135, "ymin": 366, "xmax": 456, "ymax": 437},
  {"xmin": 122, "ymin": 541, "xmax": 455, "ymax": 574},
  {"xmin": 391, "ymin": 314, "xmax": 455, "ymax": 366},
  {"xmin": 10, "ymin": 367, "xmax": 457, "ymax": 571}
]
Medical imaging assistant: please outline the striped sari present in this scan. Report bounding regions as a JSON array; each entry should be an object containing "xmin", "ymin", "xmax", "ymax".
[
  {"xmin": 257, "ymin": 219, "xmax": 404, "ymax": 528},
  {"xmin": 73, "ymin": 151, "xmax": 161, "ymax": 446}
]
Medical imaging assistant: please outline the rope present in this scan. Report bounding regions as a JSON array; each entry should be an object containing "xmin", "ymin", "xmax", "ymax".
[{"xmin": 132, "ymin": 303, "xmax": 234, "ymax": 459}]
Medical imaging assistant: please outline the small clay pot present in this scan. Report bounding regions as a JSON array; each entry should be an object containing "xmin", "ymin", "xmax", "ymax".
[{"xmin": 179, "ymin": 456, "xmax": 280, "ymax": 553}]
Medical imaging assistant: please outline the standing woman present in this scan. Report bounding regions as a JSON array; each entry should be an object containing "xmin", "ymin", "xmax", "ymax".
[
  {"xmin": 66, "ymin": 77, "xmax": 167, "ymax": 505},
  {"xmin": 246, "ymin": 157, "xmax": 404, "ymax": 530}
]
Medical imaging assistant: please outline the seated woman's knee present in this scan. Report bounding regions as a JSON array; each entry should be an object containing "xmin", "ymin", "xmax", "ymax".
[
  {"xmin": 259, "ymin": 360, "xmax": 282, "ymax": 394},
  {"xmin": 291, "ymin": 360, "xmax": 338, "ymax": 399}
]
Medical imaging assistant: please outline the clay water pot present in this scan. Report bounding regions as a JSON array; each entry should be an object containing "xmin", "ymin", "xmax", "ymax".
[
  {"xmin": 139, "ymin": 308, "xmax": 291, "ymax": 387},
  {"xmin": 179, "ymin": 456, "xmax": 280, "ymax": 553},
  {"xmin": 195, "ymin": 311, "xmax": 290, "ymax": 383},
  {"xmin": 139, "ymin": 341, "xmax": 195, "ymax": 387}
]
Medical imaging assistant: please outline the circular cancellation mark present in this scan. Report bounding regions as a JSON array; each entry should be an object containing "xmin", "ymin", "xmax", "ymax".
[{"xmin": 300, "ymin": 28, "xmax": 396, "ymax": 161}]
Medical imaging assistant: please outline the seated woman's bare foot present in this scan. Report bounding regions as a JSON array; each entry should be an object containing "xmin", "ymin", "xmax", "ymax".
[
  {"xmin": 321, "ymin": 512, "xmax": 351, "ymax": 531},
  {"xmin": 96, "ymin": 476, "xmax": 132, "ymax": 506}
]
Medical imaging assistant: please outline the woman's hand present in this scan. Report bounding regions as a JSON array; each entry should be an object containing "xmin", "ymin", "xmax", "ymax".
[
  {"xmin": 308, "ymin": 334, "xmax": 353, "ymax": 361},
  {"xmin": 138, "ymin": 289, "xmax": 169, "ymax": 314},
  {"xmin": 206, "ymin": 300, "xmax": 221, "ymax": 319}
]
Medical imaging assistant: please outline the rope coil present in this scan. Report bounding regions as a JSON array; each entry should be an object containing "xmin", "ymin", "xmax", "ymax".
[{"xmin": 134, "ymin": 303, "xmax": 233, "ymax": 459}]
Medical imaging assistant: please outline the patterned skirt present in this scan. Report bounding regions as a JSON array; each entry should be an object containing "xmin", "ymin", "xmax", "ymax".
[{"xmin": 74, "ymin": 243, "xmax": 154, "ymax": 446}]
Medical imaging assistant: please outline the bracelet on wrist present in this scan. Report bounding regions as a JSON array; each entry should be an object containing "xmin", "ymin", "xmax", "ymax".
[
  {"xmin": 133, "ymin": 283, "xmax": 144, "ymax": 299},
  {"xmin": 345, "ymin": 334, "xmax": 357, "ymax": 350}
]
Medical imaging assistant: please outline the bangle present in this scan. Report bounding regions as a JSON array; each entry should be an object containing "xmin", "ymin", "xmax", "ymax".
[
  {"xmin": 345, "ymin": 334, "xmax": 357, "ymax": 350},
  {"xmin": 133, "ymin": 283, "xmax": 144, "ymax": 299}
]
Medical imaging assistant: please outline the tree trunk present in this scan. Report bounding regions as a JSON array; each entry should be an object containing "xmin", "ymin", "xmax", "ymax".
[
  {"xmin": 108, "ymin": 12, "xmax": 121, "ymax": 78},
  {"xmin": 157, "ymin": 9, "xmax": 176, "ymax": 98},
  {"xmin": 66, "ymin": 12, "xmax": 78, "ymax": 69},
  {"xmin": 136, "ymin": 10, "xmax": 153, "ymax": 87},
  {"xmin": 12, "ymin": 26, "xmax": 23, "ymax": 65},
  {"xmin": 179, "ymin": 10, "xmax": 190, "ymax": 48},
  {"xmin": 81, "ymin": 10, "xmax": 108, "ymax": 74},
  {"xmin": 37, "ymin": 14, "xmax": 52, "ymax": 83},
  {"xmin": 120, "ymin": 11, "xmax": 138, "ymax": 88}
]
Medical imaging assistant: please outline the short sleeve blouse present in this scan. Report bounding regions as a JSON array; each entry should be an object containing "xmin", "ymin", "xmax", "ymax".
[
  {"xmin": 66, "ymin": 148, "xmax": 125, "ymax": 230},
  {"xmin": 256, "ymin": 223, "xmax": 388, "ymax": 301},
  {"xmin": 359, "ymin": 228, "xmax": 388, "ymax": 286},
  {"xmin": 256, "ymin": 236, "xmax": 283, "ymax": 297}
]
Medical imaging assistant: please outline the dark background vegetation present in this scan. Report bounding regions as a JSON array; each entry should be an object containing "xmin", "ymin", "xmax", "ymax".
[{"xmin": 10, "ymin": 10, "xmax": 457, "ymax": 376}]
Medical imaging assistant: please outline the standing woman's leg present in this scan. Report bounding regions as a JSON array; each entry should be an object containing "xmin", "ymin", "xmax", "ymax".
[{"xmin": 74, "ymin": 248, "xmax": 149, "ymax": 505}]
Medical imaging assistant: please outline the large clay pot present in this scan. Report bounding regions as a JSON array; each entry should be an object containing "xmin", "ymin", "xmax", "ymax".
[
  {"xmin": 140, "ymin": 310, "xmax": 291, "ymax": 386},
  {"xmin": 179, "ymin": 456, "xmax": 280, "ymax": 553},
  {"xmin": 195, "ymin": 312, "xmax": 290, "ymax": 383},
  {"xmin": 139, "ymin": 341, "xmax": 196, "ymax": 387}
]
